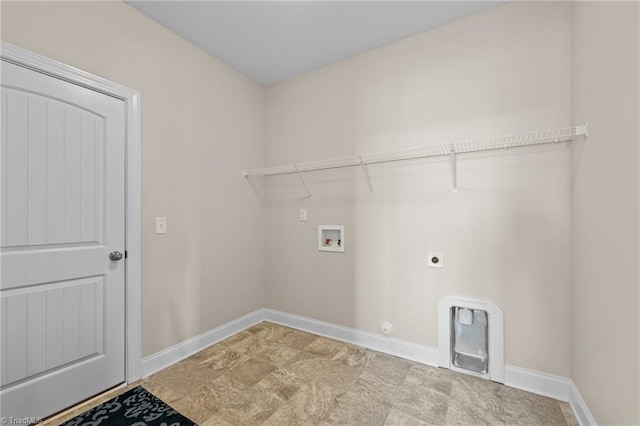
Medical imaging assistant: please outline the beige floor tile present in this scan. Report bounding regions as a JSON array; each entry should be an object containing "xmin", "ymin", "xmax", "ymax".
[
  {"xmin": 170, "ymin": 384, "xmax": 223, "ymax": 424},
  {"xmin": 559, "ymin": 401, "xmax": 579, "ymax": 426},
  {"xmin": 205, "ymin": 375, "xmax": 251, "ymax": 405},
  {"xmin": 501, "ymin": 385, "xmax": 568, "ymax": 425},
  {"xmin": 280, "ymin": 327, "xmax": 320, "ymax": 350},
  {"xmin": 262, "ymin": 403, "xmax": 314, "ymax": 425},
  {"xmin": 305, "ymin": 336, "xmax": 350, "ymax": 358},
  {"xmin": 190, "ymin": 342, "xmax": 228, "ymax": 363},
  {"xmin": 230, "ymin": 332, "xmax": 269, "ymax": 355},
  {"xmin": 255, "ymin": 368, "xmax": 305, "ymax": 401},
  {"xmin": 332, "ymin": 345, "xmax": 372, "ymax": 368},
  {"xmin": 142, "ymin": 358, "xmax": 220, "ymax": 403},
  {"xmin": 365, "ymin": 352, "xmax": 413, "ymax": 385},
  {"xmin": 353, "ymin": 370, "xmax": 401, "ymax": 405},
  {"xmin": 198, "ymin": 349, "xmax": 250, "ymax": 374},
  {"xmin": 254, "ymin": 341, "xmax": 300, "ymax": 366},
  {"xmin": 446, "ymin": 396, "xmax": 503, "ymax": 425},
  {"xmin": 200, "ymin": 375, "xmax": 278, "ymax": 425},
  {"xmin": 287, "ymin": 351, "xmax": 364, "ymax": 389},
  {"xmin": 393, "ymin": 379, "xmax": 450, "ymax": 425},
  {"xmin": 325, "ymin": 369, "xmax": 400, "ymax": 425},
  {"xmin": 255, "ymin": 323, "xmax": 292, "ymax": 341},
  {"xmin": 201, "ymin": 413, "xmax": 234, "ymax": 426},
  {"xmin": 444, "ymin": 374, "xmax": 504, "ymax": 425},
  {"xmin": 216, "ymin": 386, "xmax": 283, "ymax": 426},
  {"xmin": 245, "ymin": 321, "xmax": 274, "ymax": 335},
  {"xmin": 288, "ymin": 380, "xmax": 346, "ymax": 422},
  {"xmin": 409, "ymin": 363, "xmax": 453, "ymax": 382},
  {"xmin": 385, "ymin": 408, "xmax": 433, "ymax": 425},
  {"xmin": 404, "ymin": 363, "xmax": 453, "ymax": 396},
  {"xmin": 226, "ymin": 357, "xmax": 277, "ymax": 387},
  {"xmin": 329, "ymin": 395, "xmax": 392, "ymax": 425}
]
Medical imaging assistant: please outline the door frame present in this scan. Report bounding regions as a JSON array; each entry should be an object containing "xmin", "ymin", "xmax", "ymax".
[{"xmin": 0, "ymin": 41, "xmax": 143, "ymax": 383}]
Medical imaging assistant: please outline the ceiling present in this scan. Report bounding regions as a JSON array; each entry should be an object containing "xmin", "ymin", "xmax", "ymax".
[{"xmin": 128, "ymin": 1, "xmax": 505, "ymax": 86}]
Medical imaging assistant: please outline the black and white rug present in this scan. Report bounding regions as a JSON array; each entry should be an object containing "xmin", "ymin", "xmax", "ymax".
[{"xmin": 62, "ymin": 386, "xmax": 196, "ymax": 426}]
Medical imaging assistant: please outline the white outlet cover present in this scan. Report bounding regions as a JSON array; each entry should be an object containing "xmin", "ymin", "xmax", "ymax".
[
  {"xmin": 380, "ymin": 321, "xmax": 394, "ymax": 336},
  {"xmin": 428, "ymin": 252, "xmax": 443, "ymax": 268}
]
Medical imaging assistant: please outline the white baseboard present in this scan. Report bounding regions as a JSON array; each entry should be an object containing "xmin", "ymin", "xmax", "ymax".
[
  {"xmin": 503, "ymin": 364, "xmax": 571, "ymax": 401},
  {"xmin": 569, "ymin": 380, "xmax": 598, "ymax": 426},
  {"xmin": 262, "ymin": 308, "xmax": 440, "ymax": 367},
  {"xmin": 500, "ymin": 366, "xmax": 598, "ymax": 425},
  {"xmin": 140, "ymin": 307, "xmax": 593, "ymax": 426},
  {"xmin": 140, "ymin": 309, "xmax": 265, "ymax": 378}
]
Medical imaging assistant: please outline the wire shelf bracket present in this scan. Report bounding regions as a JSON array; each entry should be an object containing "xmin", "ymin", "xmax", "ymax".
[
  {"xmin": 449, "ymin": 147, "xmax": 457, "ymax": 192},
  {"xmin": 360, "ymin": 156, "xmax": 374, "ymax": 194},
  {"xmin": 244, "ymin": 124, "xmax": 588, "ymax": 194},
  {"xmin": 295, "ymin": 163, "xmax": 314, "ymax": 198}
]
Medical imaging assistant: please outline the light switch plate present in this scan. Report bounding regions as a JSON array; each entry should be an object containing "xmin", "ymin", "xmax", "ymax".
[
  {"xmin": 299, "ymin": 209, "xmax": 307, "ymax": 222},
  {"xmin": 155, "ymin": 217, "xmax": 167, "ymax": 234}
]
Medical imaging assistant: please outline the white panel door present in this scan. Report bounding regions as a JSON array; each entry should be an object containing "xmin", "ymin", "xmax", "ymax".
[{"xmin": 0, "ymin": 60, "xmax": 125, "ymax": 420}]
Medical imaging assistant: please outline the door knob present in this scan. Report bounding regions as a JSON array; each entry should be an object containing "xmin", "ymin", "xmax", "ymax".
[{"xmin": 109, "ymin": 251, "xmax": 124, "ymax": 261}]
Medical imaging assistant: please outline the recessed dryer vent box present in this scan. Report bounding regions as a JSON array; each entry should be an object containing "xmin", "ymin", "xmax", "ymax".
[{"xmin": 318, "ymin": 225, "xmax": 345, "ymax": 252}]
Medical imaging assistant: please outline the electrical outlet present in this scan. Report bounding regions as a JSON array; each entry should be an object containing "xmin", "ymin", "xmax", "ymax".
[
  {"xmin": 380, "ymin": 321, "xmax": 394, "ymax": 336},
  {"xmin": 428, "ymin": 252, "xmax": 443, "ymax": 268},
  {"xmin": 155, "ymin": 217, "xmax": 167, "ymax": 234},
  {"xmin": 299, "ymin": 209, "xmax": 307, "ymax": 222}
]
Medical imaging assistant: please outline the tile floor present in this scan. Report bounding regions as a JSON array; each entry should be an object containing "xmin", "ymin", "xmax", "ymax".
[{"xmin": 50, "ymin": 322, "xmax": 579, "ymax": 425}]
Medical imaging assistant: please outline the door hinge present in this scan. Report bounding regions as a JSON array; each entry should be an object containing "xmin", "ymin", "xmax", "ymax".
[{"xmin": 125, "ymin": 250, "xmax": 128, "ymax": 259}]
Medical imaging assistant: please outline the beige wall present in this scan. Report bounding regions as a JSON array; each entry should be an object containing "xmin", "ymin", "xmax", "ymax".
[
  {"xmin": 264, "ymin": 2, "xmax": 573, "ymax": 376},
  {"xmin": 1, "ymin": 1, "xmax": 266, "ymax": 357},
  {"xmin": 571, "ymin": 2, "xmax": 640, "ymax": 424}
]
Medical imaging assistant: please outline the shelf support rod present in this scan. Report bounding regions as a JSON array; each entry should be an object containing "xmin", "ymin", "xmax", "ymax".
[
  {"xmin": 359, "ymin": 156, "xmax": 374, "ymax": 194},
  {"xmin": 294, "ymin": 164, "xmax": 313, "ymax": 198},
  {"xmin": 449, "ymin": 147, "xmax": 457, "ymax": 192}
]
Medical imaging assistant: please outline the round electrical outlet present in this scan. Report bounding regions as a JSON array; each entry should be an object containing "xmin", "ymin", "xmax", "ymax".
[
  {"xmin": 427, "ymin": 252, "xmax": 443, "ymax": 268},
  {"xmin": 380, "ymin": 321, "xmax": 394, "ymax": 336}
]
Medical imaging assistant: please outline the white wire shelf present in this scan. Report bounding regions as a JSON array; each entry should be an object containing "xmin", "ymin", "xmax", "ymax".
[{"xmin": 244, "ymin": 124, "xmax": 588, "ymax": 196}]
